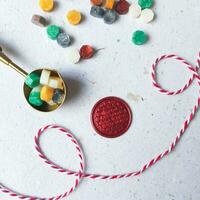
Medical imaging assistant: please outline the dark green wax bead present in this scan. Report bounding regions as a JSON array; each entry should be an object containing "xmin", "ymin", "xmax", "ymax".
[
  {"xmin": 132, "ymin": 30, "xmax": 148, "ymax": 45},
  {"xmin": 25, "ymin": 72, "xmax": 40, "ymax": 88},
  {"xmin": 47, "ymin": 25, "xmax": 61, "ymax": 40},
  {"xmin": 138, "ymin": 0, "xmax": 153, "ymax": 9},
  {"xmin": 29, "ymin": 91, "xmax": 43, "ymax": 107}
]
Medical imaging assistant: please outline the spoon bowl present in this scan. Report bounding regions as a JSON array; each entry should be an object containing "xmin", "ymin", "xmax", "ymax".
[{"xmin": 24, "ymin": 68, "xmax": 67, "ymax": 112}]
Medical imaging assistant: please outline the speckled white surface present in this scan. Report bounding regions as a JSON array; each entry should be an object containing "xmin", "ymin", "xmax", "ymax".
[{"xmin": 0, "ymin": 0, "xmax": 200, "ymax": 199}]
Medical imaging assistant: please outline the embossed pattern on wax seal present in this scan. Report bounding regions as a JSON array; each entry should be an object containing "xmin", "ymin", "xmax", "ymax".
[{"xmin": 91, "ymin": 96, "xmax": 132, "ymax": 138}]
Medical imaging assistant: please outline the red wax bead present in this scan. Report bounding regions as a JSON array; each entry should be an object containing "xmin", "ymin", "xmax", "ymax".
[
  {"xmin": 91, "ymin": 96, "xmax": 132, "ymax": 138},
  {"xmin": 80, "ymin": 45, "xmax": 94, "ymax": 59},
  {"xmin": 115, "ymin": 0, "xmax": 130, "ymax": 15}
]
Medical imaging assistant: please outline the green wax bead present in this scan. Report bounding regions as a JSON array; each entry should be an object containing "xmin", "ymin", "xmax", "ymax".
[
  {"xmin": 132, "ymin": 30, "xmax": 148, "ymax": 45},
  {"xmin": 25, "ymin": 72, "xmax": 40, "ymax": 88},
  {"xmin": 47, "ymin": 25, "xmax": 61, "ymax": 40},
  {"xmin": 29, "ymin": 91, "xmax": 43, "ymax": 106},
  {"xmin": 138, "ymin": 0, "xmax": 153, "ymax": 9}
]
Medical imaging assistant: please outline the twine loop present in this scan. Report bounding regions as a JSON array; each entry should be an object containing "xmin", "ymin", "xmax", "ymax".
[{"xmin": 0, "ymin": 52, "xmax": 200, "ymax": 199}]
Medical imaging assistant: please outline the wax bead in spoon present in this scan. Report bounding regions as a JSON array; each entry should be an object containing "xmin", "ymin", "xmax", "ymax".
[{"xmin": 0, "ymin": 47, "xmax": 67, "ymax": 112}]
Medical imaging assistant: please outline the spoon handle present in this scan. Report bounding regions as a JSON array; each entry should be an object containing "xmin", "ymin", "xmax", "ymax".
[{"xmin": 0, "ymin": 48, "xmax": 28, "ymax": 78}]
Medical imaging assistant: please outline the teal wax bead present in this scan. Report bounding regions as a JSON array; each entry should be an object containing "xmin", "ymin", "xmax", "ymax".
[
  {"xmin": 132, "ymin": 30, "xmax": 148, "ymax": 45},
  {"xmin": 25, "ymin": 72, "xmax": 40, "ymax": 88},
  {"xmin": 138, "ymin": 0, "xmax": 153, "ymax": 9},
  {"xmin": 29, "ymin": 91, "xmax": 43, "ymax": 107},
  {"xmin": 47, "ymin": 25, "xmax": 61, "ymax": 40}
]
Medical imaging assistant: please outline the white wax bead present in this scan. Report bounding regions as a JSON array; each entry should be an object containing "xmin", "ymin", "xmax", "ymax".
[
  {"xmin": 129, "ymin": 3, "xmax": 142, "ymax": 19},
  {"xmin": 140, "ymin": 8, "xmax": 154, "ymax": 23},
  {"xmin": 48, "ymin": 76, "xmax": 63, "ymax": 89},
  {"xmin": 66, "ymin": 47, "xmax": 80, "ymax": 64},
  {"xmin": 32, "ymin": 85, "xmax": 42, "ymax": 92},
  {"xmin": 40, "ymin": 69, "xmax": 51, "ymax": 85}
]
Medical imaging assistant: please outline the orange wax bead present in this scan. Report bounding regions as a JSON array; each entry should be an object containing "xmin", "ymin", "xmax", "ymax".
[
  {"xmin": 67, "ymin": 10, "xmax": 82, "ymax": 25},
  {"xmin": 90, "ymin": 0, "xmax": 103, "ymax": 6},
  {"xmin": 39, "ymin": 0, "xmax": 54, "ymax": 12},
  {"xmin": 104, "ymin": 0, "xmax": 115, "ymax": 9},
  {"xmin": 40, "ymin": 86, "xmax": 54, "ymax": 102}
]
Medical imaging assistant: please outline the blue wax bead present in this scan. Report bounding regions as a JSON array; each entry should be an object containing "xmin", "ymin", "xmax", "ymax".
[
  {"xmin": 52, "ymin": 89, "xmax": 64, "ymax": 104},
  {"xmin": 57, "ymin": 33, "xmax": 71, "ymax": 48},
  {"xmin": 90, "ymin": 6, "xmax": 105, "ymax": 18},
  {"xmin": 103, "ymin": 10, "xmax": 118, "ymax": 24}
]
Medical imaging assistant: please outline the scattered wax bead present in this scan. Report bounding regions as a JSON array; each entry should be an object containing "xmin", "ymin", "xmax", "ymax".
[
  {"xmin": 48, "ymin": 76, "xmax": 63, "ymax": 89},
  {"xmin": 90, "ymin": 6, "xmax": 105, "ymax": 18},
  {"xmin": 25, "ymin": 72, "xmax": 40, "ymax": 88},
  {"xmin": 57, "ymin": 33, "xmax": 71, "ymax": 48},
  {"xmin": 103, "ymin": 10, "xmax": 118, "ymax": 24},
  {"xmin": 40, "ymin": 69, "xmax": 51, "ymax": 85},
  {"xmin": 128, "ymin": 3, "xmax": 142, "ymax": 18},
  {"xmin": 66, "ymin": 47, "xmax": 80, "ymax": 64},
  {"xmin": 47, "ymin": 25, "xmax": 60, "ymax": 40},
  {"xmin": 29, "ymin": 91, "xmax": 43, "ymax": 107},
  {"xmin": 32, "ymin": 85, "xmax": 42, "ymax": 93},
  {"xmin": 52, "ymin": 89, "xmax": 64, "ymax": 104},
  {"xmin": 138, "ymin": 0, "xmax": 153, "ymax": 9},
  {"xmin": 104, "ymin": 0, "xmax": 115, "ymax": 10},
  {"xmin": 140, "ymin": 8, "xmax": 154, "ymax": 23},
  {"xmin": 115, "ymin": 0, "xmax": 130, "ymax": 15},
  {"xmin": 40, "ymin": 86, "xmax": 54, "ymax": 102},
  {"xmin": 39, "ymin": 0, "xmax": 54, "ymax": 12},
  {"xmin": 31, "ymin": 15, "xmax": 47, "ymax": 27},
  {"xmin": 132, "ymin": 30, "xmax": 148, "ymax": 45},
  {"xmin": 67, "ymin": 10, "xmax": 82, "ymax": 25},
  {"xmin": 90, "ymin": 0, "xmax": 103, "ymax": 6},
  {"xmin": 80, "ymin": 45, "xmax": 94, "ymax": 59}
]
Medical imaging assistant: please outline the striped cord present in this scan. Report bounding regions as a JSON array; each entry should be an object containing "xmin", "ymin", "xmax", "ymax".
[{"xmin": 0, "ymin": 52, "xmax": 199, "ymax": 199}]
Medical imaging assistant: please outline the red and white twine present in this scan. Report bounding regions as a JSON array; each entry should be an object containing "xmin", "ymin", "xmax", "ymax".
[{"xmin": 0, "ymin": 52, "xmax": 200, "ymax": 199}]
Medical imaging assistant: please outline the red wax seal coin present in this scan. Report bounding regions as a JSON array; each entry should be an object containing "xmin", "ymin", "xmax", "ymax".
[
  {"xmin": 80, "ymin": 45, "xmax": 94, "ymax": 59},
  {"xmin": 91, "ymin": 96, "xmax": 132, "ymax": 138},
  {"xmin": 115, "ymin": 0, "xmax": 130, "ymax": 15}
]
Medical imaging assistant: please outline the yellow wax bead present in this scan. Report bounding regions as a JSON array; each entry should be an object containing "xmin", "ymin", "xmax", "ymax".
[
  {"xmin": 40, "ymin": 86, "xmax": 54, "ymax": 102},
  {"xmin": 104, "ymin": 0, "xmax": 115, "ymax": 9},
  {"xmin": 67, "ymin": 10, "xmax": 82, "ymax": 25},
  {"xmin": 39, "ymin": 0, "xmax": 54, "ymax": 12}
]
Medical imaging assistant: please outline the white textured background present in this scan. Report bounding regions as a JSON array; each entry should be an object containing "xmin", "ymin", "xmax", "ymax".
[{"xmin": 0, "ymin": 0, "xmax": 200, "ymax": 199}]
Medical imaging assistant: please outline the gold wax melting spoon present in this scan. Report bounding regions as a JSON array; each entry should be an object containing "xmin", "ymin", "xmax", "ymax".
[{"xmin": 0, "ymin": 47, "xmax": 67, "ymax": 112}]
